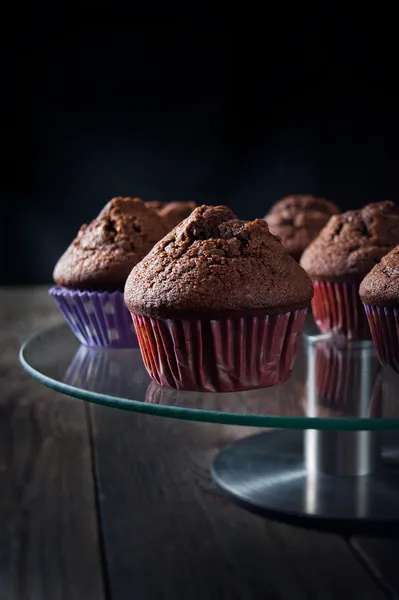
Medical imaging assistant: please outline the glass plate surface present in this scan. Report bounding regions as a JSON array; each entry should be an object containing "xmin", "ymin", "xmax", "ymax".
[{"xmin": 19, "ymin": 320, "xmax": 399, "ymax": 431}]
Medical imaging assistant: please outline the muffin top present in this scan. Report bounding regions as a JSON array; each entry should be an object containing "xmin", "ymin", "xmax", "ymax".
[
  {"xmin": 159, "ymin": 201, "xmax": 197, "ymax": 229},
  {"xmin": 145, "ymin": 200, "xmax": 166, "ymax": 210},
  {"xmin": 360, "ymin": 245, "xmax": 399, "ymax": 306},
  {"xmin": 265, "ymin": 194, "xmax": 340, "ymax": 261},
  {"xmin": 300, "ymin": 201, "xmax": 399, "ymax": 282},
  {"xmin": 145, "ymin": 200, "xmax": 197, "ymax": 229},
  {"xmin": 53, "ymin": 197, "xmax": 168, "ymax": 290},
  {"xmin": 124, "ymin": 205, "xmax": 313, "ymax": 318}
]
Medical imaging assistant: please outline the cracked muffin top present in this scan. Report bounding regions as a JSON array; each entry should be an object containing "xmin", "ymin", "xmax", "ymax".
[
  {"xmin": 300, "ymin": 201, "xmax": 399, "ymax": 282},
  {"xmin": 124, "ymin": 205, "xmax": 314, "ymax": 318},
  {"xmin": 265, "ymin": 195, "xmax": 340, "ymax": 261},
  {"xmin": 360, "ymin": 245, "xmax": 399, "ymax": 306},
  {"xmin": 53, "ymin": 197, "xmax": 168, "ymax": 290}
]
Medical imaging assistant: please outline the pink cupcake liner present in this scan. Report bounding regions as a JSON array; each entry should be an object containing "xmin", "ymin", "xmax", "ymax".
[
  {"xmin": 364, "ymin": 304, "xmax": 399, "ymax": 373},
  {"xmin": 49, "ymin": 286, "xmax": 138, "ymax": 348},
  {"xmin": 131, "ymin": 309, "xmax": 307, "ymax": 392},
  {"xmin": 312, "ymin": 280, "xmax": 371, "ymax": 340}
]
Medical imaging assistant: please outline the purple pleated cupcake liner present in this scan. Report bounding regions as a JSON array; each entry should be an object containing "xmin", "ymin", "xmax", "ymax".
[
  {"xmin": 49, "ymin": 286, "xmax": 138, "ymax": 348},
  {"xmin": 364, "ymin": 304, "xmax": 399, "ymax": 373}
]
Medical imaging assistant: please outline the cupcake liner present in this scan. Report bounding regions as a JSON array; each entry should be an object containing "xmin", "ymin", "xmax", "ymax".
[
  {"xmin": 311, "ymin": 338, "xmax": 380, "ymax": 415},
  {"xmin": 132, "ymin": 309, "xmax": 307, "ymax": 392},
  {"xmin": 49, "ymin": 286, "xmax": 138, "ymax": 348},
  {"xmin": 364, "ymin": 304, "xmax": 399, "ymax": 373},
  {"xmin": 311, "ymin": 280, "xmax": 371, "ymax": 340}
]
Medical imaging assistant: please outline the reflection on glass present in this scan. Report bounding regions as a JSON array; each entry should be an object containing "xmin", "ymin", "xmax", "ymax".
[
  {"xmin": 144, "ymin": 379, "xmax": 305, "ymax": 417},
  {"xmin": 64, "ymin": 343, "xmax": 306, "ymax": 417},
  {"xmin": 19, "ymin": 321, "xmax": 399, "ymax": 428},
  {"xmin": 304, "ymin": 336, "xmax": 382, "ymax": 514},
  {"xmin": 64, "ymin": 345, "xmax": 148, "ymax": 396},
  {"xmin": 305, "ymin": 336, "xmax": 382, "ymax": 419},
  {"xmin": 62, "ymin": 332, "xmax": 387, "ymax": 421}
]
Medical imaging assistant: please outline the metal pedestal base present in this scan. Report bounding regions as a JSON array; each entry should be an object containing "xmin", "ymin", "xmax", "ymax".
[{"xmin": 211, "ymin": 430, "xmax": 399, "ymax": 534}]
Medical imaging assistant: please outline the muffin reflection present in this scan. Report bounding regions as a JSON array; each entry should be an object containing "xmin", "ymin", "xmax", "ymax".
[
  {"xmin": 64, "ymin": 345, "xmax": 148, "ymax": 396},
  {"xmin": 305, "ymin": 338, "xmax": 381, "ymax": 418},
  {"xmin": 145, "ymin": 376, "xmax": 305, "ymax": 418}
]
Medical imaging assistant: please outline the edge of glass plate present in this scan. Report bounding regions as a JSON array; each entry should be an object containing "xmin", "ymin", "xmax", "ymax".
[{"xmin": 18, "ymin": 324, "xmax": 399, "ymax": 432}]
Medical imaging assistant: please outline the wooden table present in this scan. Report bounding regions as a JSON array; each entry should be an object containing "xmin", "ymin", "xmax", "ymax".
[{"xmin": 1, "ymin": 287, "xmax": 399, "ymax": 600}]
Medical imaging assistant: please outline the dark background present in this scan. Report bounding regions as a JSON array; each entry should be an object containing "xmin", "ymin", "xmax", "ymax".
[{"xmin": 1, "ymin": 18, "xmax": 398, "ymax": 285}]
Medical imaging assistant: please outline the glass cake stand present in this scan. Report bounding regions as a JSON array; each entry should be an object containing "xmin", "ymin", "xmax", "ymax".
[{"xmin": 20, "ymin": 317, "xmax": 399, "ymax": 534}]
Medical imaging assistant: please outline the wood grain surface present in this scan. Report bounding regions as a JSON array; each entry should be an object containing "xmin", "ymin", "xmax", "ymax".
[
  {"xmin": 0, "ymin": 289, "xmax": 106, "ymax": 600},
  {"xmin": 1, "ymin": 287, "xmax": 399, "ymax": 599},
  {"xmin": 91, "ymin": 406, "xmax": 388, "ymax": 600}
]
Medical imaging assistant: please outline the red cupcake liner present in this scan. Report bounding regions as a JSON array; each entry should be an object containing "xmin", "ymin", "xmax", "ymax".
[
  {"xmin": 131, "ymin": 309, "xmax": 307, "ymax": 392},
  {"xmin": 364, "ymin": 304, "xmax": 399, "ymax": 373},
  {"xmin": 312, "ymin": 338, "xmax": 380, "ymax": 415},
  {"xmin": 311, "ymin": 281, "xmax": 371, "ymax": 340}
]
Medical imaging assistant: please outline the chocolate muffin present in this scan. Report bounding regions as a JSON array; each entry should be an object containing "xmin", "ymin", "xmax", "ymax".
[
  {"xmin": 265, "ymin": 194, "xmax": 340, "ymax": 261},
  {"xmin": 50, "ymin": 197, "xmax": 168, "ymax": 348},
  {"xmin": 145, "ymin": 200, "xmax": 166, "ymax": 211},
  {"xmin": 360, "ymin": 245, "xmax": 399, "ymax": 372},
  {"xmin": 300, "ymin": 200, "xmax": 399, "ymax": 339},
  {"xmin": 125, "ymin": 204, "xmax": 313, "ymax": 391},
  {"xmin": 159, "ymin": 201, "xmax": 197, "ymax": 229},
  {"xmin": 360, "ymin": 246, "xmax": 399, "ymax": 307},
  {"xmin": 145, "ymin": 200, "xmax": 197, "ymax": 230},
  {"xmin": 54, "ymin": 197, "xmax": 167, "ymax": 290}
]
